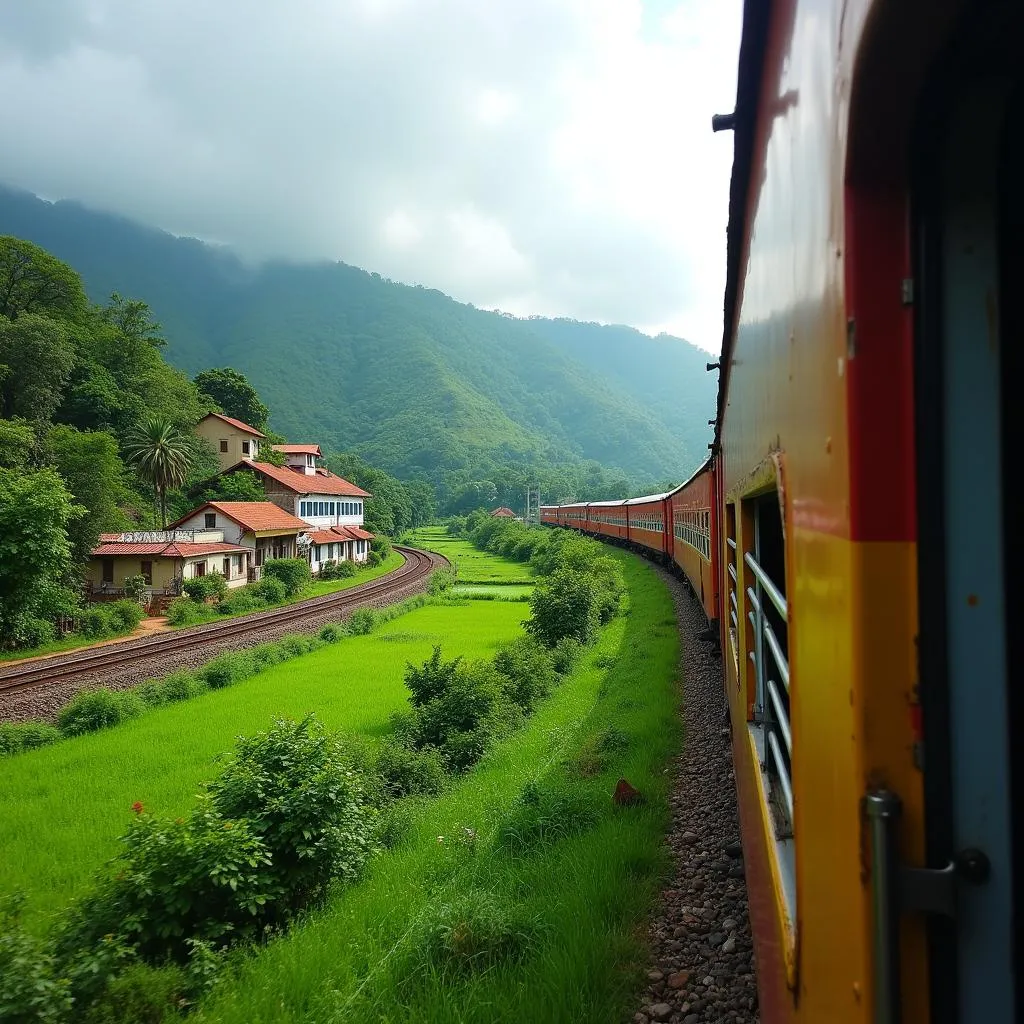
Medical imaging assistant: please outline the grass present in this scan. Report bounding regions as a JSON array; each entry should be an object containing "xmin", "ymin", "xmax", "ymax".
[
  {"xmin": 0, "ymin": 601, "xmax": 529, "ymax": 934},
  {"xmin": 194, "ymin": 548, "xmax": 680, "ymax": 1024},
  {"xmin": 408, "ymin": 527, "xmax": 535, "ymax": 585}
]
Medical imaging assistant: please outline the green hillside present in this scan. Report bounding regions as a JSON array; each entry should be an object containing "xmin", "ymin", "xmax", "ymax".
[{"xmin": 0, "ymin": 186, "xmax": 715, "ymax": 493}]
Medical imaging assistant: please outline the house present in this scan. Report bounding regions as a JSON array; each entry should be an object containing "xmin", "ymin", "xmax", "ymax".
[
  {"xmin": 167, "ymin": 501, "xmax": 310, "ymax": 576},
  {"xmin": 307, "ymin": 525, "xmax": 375, "ymax": 573},
  {"xmin": 226, "ymin": 459, "xmax": 372, "ymax": 534},
  {"xmin": 87, "ymin": 530, "xmax": 253, "ymax": 599},
  {"xmin": 490, "ymin": 507, "xmax": 517, "ymax": 518},
  {"xmin": 195, "ymin": 412, "xmax": 265, "ymax": 473}
]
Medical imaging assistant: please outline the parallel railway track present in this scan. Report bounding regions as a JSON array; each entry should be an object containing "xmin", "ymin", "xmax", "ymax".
[{"xmin": 0, "ymin": 545, "xmax": 440, "ymax": 700}]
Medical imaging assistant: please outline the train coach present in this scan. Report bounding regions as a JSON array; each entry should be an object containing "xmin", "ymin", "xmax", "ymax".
[{"xmin": 540, "ymin": 0, "xmax": 1018, "ymax": 1019}]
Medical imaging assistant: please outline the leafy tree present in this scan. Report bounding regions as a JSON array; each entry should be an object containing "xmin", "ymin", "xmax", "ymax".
[
  {"xmin": 326, "ymin": 453, "xmax": 414, "ymax": 536},
  {"xmin": 0, "ymin": 314, "xmax": 76, "ymax": 421},
  {"xmin": 47, "ymin": 425, "xmax": 133, "ymax": 563},
  {"xmin": 123, "ymin": 418, "xmax": 193, "ymax": 528},
  {"xmin": 194, "ymin": 367, "xmax": 270, "ymax": 432},
  {"xmin": 404, "ymin": 479, "xmax": 437, "ymax": 527},
  {"xmin": 0, "ymin": 467, "xmax": 83, "ymax": 647},
  {"xmin": 0, "ymin": 236, "xmax": 87, "ymax": 320},
  {"xmin": 191, "ymin": 469, "xmax": 266, "ymax": 505},
  {"xmin": 99, "ymin": 292, "xmax": 165, "ymax": 348},
  {"xmin": 0, "ymin": 418, "xmax": 36, "ymax": 470}
]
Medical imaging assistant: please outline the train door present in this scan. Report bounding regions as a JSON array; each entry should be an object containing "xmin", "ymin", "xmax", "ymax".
[{"xmin": 913, "ymin": 4, "xmax": 1020, "ymax": 1019}]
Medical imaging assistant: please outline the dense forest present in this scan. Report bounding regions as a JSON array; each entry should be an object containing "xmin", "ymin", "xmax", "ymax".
[{"xmin": 0, "ymin": 186, "xmax": 717, "ymax": 509}]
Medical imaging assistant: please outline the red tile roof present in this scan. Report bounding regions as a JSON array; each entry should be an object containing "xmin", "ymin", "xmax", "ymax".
[
  {"xmin": 199, "ymin": 412, "xmax": 266, "ymax": 438},
  {"xmin": 167, "ymin": 501, "xmax": 309, "ymax": 534},
  {"xmin": 308, "ymin": 525, "xmax": 375, "ymax": 544},
  {"xmin": 91, "ymin": 541, "xmax": 249, "ymax": 558},
  {"xmin": 272, "ymin": 444, "xmax": 322, "ymax": 456},
  {"xmin": 240, "ymin": 461, "xmax": 371, "ymax": 497},
  {"xmin": 490, "ymin": 507, "xmax": 516, "ymax": 517}
]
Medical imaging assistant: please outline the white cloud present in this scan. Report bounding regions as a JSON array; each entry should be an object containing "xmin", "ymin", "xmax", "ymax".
[{"xmin": 0, "ymin": 0, "xmax": 741, "ymax": 352}]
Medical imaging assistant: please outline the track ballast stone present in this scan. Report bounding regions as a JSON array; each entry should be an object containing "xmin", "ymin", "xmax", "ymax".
[
  {"xmin": 634, "ymin": 565, "xmax": 760, "ymax": 1024},
  {"xmin": 0, "ymin": 551, "xmax": 447, "ymax": 725}
]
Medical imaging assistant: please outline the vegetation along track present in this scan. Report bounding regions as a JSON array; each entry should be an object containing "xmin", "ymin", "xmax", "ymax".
[{"xmin": 0, "ymin": 546, "xmax": 445, "ymax": 721}]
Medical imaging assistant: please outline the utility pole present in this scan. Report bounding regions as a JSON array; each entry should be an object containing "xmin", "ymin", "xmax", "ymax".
[{"xmin": 524, "ymin": 484, "xmax": 540, "ymax": 523}]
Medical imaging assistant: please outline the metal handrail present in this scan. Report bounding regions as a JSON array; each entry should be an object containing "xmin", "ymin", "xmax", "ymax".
[
  {"xmin": 768, "ymin": 731, "xmax": 794, "ymax": 820},
  {"xmin": 764, "ymin": 622, "xmax": 789, "ymax": 690},
  {"xmin": 744, "ymin": 550, "xmax": 787, "ymax": 618}
]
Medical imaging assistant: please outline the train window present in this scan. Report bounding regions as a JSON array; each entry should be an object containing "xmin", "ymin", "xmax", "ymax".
[{"xmin": 742, "ymin": 492, "xmax": 792, "ymax": 845}]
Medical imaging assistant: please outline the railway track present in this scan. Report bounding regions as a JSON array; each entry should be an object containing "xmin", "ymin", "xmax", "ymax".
[{"xmin": 0, "ymin": 546, "xmax": 440, "ymax": 700}]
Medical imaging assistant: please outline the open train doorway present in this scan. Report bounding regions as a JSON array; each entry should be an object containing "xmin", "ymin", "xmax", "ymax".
[{"xmin": 913, "ymin": 2, "xmax": 1020, "ymax": 1018}]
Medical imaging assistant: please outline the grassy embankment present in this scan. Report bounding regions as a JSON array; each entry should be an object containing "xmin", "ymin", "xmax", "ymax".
[
  {"xmin": 407, "ymin": 526, "xmax": 534, "ymax": 599},
  {"xmin": 196, "ymin": 547, "xmax": 680, "ymax": 1024}
]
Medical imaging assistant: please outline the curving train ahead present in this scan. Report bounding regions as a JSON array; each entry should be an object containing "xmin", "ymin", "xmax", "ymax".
[{"xmin": 541, "ymin": 0, "xmax": 1018, "ymax": 1021}]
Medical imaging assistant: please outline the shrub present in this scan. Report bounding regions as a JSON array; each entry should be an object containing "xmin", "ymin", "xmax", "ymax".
[
  {"xmin": 0, "ymin": 721, "xmax": 62, "ymax": 758},
  {"xmin": 58, "ymin": 688, "xmax": 140, "ymax": 737},
  {"xmin": 427, "ymin": 568, "xmax": 455, "ymax": 595},
  {"xmin": 370, "ymin": 535, "xmax": 392, "ymax": 559},
  {"xmin": 200, "ymin": 651, "xmax": 256, "ymax": 690},
  {"xmin": 78, "ymin": 606, "xmax": 116, "ymax": 640},
  {"xmin": 109, "ymin": 599, "xmax": 144, "ymax": 633},
  {"xmin": 165, "ymin": 597, "xmax": 210, "ymax": 627},
  {"xmin": 121, "ymin": 574, "xmax": 148, "ymax": 606},
  {"xmin": 79, "ymin": 960, "xmax": 188, "ymax": 1024},
  {"xmin": 17, "ymin": 617, "xmax": 56, "ymax": 648},
  {"xmin": 366, "ymin": 549, "xmax": 382, "ymax": 568},
  {"xmin": 182, "ymin": 572, "xmax": 227, "ymax": 603},
  {"xmin": 374, "ymin": 740, "xmax": 448, "ymax": 799},
  {"xmin": 551, "ymin": 635, "xmax": 583, "ymax": 675},
  {"xmin": 348, "ymin": 608, "xmax": 377, "ymax": 635},
  {"xmin": 206, "ymin": 716, "xmax": 374, "ymax": 916},
  {"xmin": 318, "ymin": 623, "xmax": 347, "ymax": 643},
  {"xmin": 216, "ymin": 590, "xmax": 262, "ymax": 616},
  {"xmin": 318, "ymin": 559, "xmax": 357, "ymax": 581},
  {"xmin": 0, "ymin": 895, "xmax": 72, "ymax": 1022},
  {"xmin": 492, "ymin": 636, "xmax": 557, "ymax": 713},
  {"xmin": 158, "ymin": 670, "xmax": 206, "ymax": 704},
  {"xmin": 525, "ymin": 568, "xmax": 601, "ymax": 648},
  {"xmin": 404, "ymin": 646, "xmax": 463, "ymax": 707},
  {"xmin": 262, "ymin": 558, "xmax": 311, "ymax": 597},
  {"xmin": 251, "ymin": 575, "xmax": 287, "ymax": 604},
  {"xmin": 495, "ymin": 781, "xmax": 601, "ymax": 852}
]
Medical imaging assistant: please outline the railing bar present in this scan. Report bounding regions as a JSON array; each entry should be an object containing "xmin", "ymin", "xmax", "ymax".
[
  {"xmin": 728, "ymin": 562, "xmax": 738, "ymax": 582},
  {"xmin": 767, "ymin": 680, "xmax": 792, "ymax": 753},
  {"xmin": 763, "ymin": 623, "xmax": 790, "ymax": 690},
  {"xmin": 744, "ymin": 551, "xmax": 787, "ymax": 618},
  {"xmin": 726, "ymin": 537, "xmax": 737, "ymax": 549},
  {"xmin": 730, "ymin": 589, "xmax": 737, "ymax": 610},
  {"xmin": 730, "ymin": 609, "xmax": 737, "ymax": 627},
  {"xmin": 745, "ymin": 585, "xmax": 760, "ymax": 613},
  {"xmin": 767, "ymin": 731, "xmax": 794, "ymax": 822}
]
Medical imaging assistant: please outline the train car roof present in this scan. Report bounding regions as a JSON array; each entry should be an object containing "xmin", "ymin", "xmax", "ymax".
[
  {"xmin": 587, "ymin": 499, "xmax": 628, "ymax": 507},
  {"xmin": 665, "ymin": 454, "xmax": 715, "ymax": 497},
  {"xmin": 624, "ymin": 492, "xmax": 672, "ymax": 505}
]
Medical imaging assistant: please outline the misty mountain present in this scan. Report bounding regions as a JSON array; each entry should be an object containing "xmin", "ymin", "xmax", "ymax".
[{"xmin": 0, "ymin": 185, "xmax": 715, "ymax": 488}]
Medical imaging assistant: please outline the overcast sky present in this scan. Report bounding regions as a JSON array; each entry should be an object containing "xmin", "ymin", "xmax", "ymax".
[{"xmin": 0, "ymin": 0, "xmax": 741, "ymax": 353}]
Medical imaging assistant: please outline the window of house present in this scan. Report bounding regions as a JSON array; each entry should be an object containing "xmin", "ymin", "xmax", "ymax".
[
  {"xmin": 140, "ymin": 560, "xmax": 153, "ymax": 585},
  {"xmin": 307, "ymin": 455, "xmax": 314, "ymax": 467},
  {"xmin": 194, "ymin": 561, "xmax": 207, "ymax": 577},
  {"xmin": 219, "ymin": 440, "xmax": 228, "ymax": 453},
  {"xmin": 329, "ymin": 502, "xmax": 335, "ymax": 515},
  {"xmin": 102, "ymin": 558, "xmax": 114, "ymax": 584},
  {"xmin": 241, "ymin": 440, "xmax": 251, "ymax": 455},
  {"xmin": 222, "ymin": 557, "xmax": 231, "ymax": 577},
  {"xmin": 204, "ymin": 513, "xmax": 216, "ymax": 529}
]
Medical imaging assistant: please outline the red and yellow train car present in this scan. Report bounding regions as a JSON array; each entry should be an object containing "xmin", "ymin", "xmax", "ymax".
[
  {"xmin": 623, "ymin": 492, "xmax": 671, "ymax": 560},
  {"xmin": 585, "ymin": 499, "xmax": 629, "ymax": 542},
  {"xmin": 668, "ymin": 459, "xmax": 718, "ymax": 627}
]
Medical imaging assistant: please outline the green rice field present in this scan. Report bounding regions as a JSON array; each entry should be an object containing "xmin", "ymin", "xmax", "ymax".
[{"xmin": 408, "ymin": 527, "xmax": 535, "ymax": 585}]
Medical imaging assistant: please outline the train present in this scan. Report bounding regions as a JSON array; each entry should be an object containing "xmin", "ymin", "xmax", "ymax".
[{"xmin": 540, "ymin": 0, "xmax": 1018, "ymax": 1021}]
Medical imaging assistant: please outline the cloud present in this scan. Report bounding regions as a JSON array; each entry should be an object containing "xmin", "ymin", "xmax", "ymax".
[{"xmin": 0, "ymin": 0, "xmax": 741, "ymax": 352}]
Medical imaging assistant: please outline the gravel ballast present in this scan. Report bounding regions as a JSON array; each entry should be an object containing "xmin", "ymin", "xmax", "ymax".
[{"xmin": 634, "ymin": 564, "xmax": 760, "ymax": 1024}]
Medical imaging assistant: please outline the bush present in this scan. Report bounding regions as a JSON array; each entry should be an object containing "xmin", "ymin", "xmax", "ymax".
[
  {"xmin": 370, "ymin": 535, "xmax": 392, "ymax": 559},
  {"xmin": 318, "ymin": 559, "xmax": 357, "ymax": 581},
  {"xmin": 251, "ymin": 575, "xmax": 288, "ymax": 604},
  {"xmin": 262, "ymin": 558, "xmax": 311, "ymax": 597},
  {"xmin": 165, "ymin": 597, "xmax": 210, "ymax": 627},
  {"xmin": 428, "ymin": 568, "xmax": 455, "ymax": 595},
  {"xmin": 348, "ymin": 608, "xmax": 377, "ymax": 635},
  {"xmin": 366, "ymin": 549, "xmax": 382, "ymax": 568},
  {"xmin": 0, "ymin": 721, "xmax": 62, "ymax": 758},
  {"xmin": 182, "ymin": 572, "xmax": 228, "ymax": 603},
  {"xmin": 79, "ymin": 960, "xmax": 188, "ymax": 1024},
  {"xmin": 200, "ymin": 652, "xmax": 256, "ymax": 690},
  {"xmin": 492, "ymin": 636, "xmax": 556, "ymax": 713},
  {"xmin": 78, "ymin": 606, "xmax": 116, "ymax": 640},
  {"xmin": 551, "ymin": 636, "xmax": 583, "ymax": 675},
  {"xmin": 318, "ymin": 623, "xmax": 347, "ymax": 644},
  {"xmin": 158, "ymin": 670, "xmax": 206, "ymax": 704},
  {"xmin": 525, "ymin": 568, "xmax": 601, "ymax": 648},
  {"xmin": 495, "ymin": 781, "xmax": 601, "ymax": 852},
  {"xmin": 206, "ymin": 716, "xmax": 374, "ymax": 916},
  {"xmin": 216, "ymin": 590, "xmax": 262, "ymax": 616},
  {"xmin": 374, "ymin": 740, "xmax": 448, "ymax": 799},
  {"xmin": 0, "ymin": 895, "xmax": 72, "ymax": 1022},
  {"xmin": 121, "ymin": 574, "xmax": 148, "ymax": 606},
  {"xmin": 108, "ymin": 599, "xmax": 144, "ymax": 633},
  {"xmin": 16, "ymin": 617, "xmax": 56, "ymax": 648},
  {"xmin": 57, "ymin": 688, "xmax": 141, "ymax": 737},
  {"xmin": 404, "ymin": 646, "xmax": 463, "ymax": 707}
]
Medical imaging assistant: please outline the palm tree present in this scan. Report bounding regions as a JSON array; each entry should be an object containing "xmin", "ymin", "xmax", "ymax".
[{"xmin": 124, "ymin": 418, "xmax": 192, "ymax": 529}]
